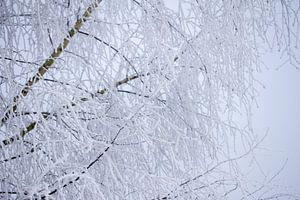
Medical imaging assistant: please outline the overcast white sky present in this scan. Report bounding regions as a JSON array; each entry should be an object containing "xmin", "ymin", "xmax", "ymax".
[{"xmin": 253, "ymin": 51, "xmax": 300, "ymax": 194}]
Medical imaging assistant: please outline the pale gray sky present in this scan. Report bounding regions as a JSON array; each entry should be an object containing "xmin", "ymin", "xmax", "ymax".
[{"xmin": 253, "ymin": 51, "xmax": 300, "ymax": 194}]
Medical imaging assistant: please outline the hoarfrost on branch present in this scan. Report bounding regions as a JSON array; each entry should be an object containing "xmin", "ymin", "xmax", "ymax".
[{"xmin": 0, "ymin": 0, "xmax": 299, "ymax": 199}]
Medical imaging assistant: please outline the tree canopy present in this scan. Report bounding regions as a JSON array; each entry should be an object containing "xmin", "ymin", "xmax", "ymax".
[{"xmin": 0, "ymin": 0, "xmax": 299, "ymax": 199}]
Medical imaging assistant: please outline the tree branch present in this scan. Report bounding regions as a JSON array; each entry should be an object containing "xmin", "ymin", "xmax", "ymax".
[{"xmin": 0, "ymin": 0, "xmax": 103, "ymax": 124}]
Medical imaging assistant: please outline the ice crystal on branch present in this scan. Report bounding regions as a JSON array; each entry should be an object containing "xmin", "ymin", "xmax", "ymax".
[{"xmin": 0, "ymin": 0, "xmax": 299, "ymax": 199}]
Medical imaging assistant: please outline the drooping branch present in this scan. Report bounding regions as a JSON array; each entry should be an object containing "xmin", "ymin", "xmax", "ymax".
[
  {"xmin": 78, "ymin": 30, "xmax": 137, "ymax": 73},
  {"xmin": 154, "ymin": 136, "xmax": 266, "ymax": 200}
]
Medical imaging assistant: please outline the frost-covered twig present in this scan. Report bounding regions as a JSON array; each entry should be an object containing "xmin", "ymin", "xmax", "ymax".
[
  {"xmin": 0, "ymin": 0, "xmax": 103, "ymax": 124},
  {"xmin": 38, "ymin": 127, "xmax": 124, "ymax": 199}
]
